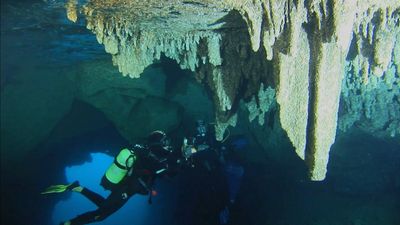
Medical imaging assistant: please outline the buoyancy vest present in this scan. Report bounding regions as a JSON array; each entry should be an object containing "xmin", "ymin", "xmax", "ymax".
[{"xmin": 104, "ymin": 148, "xmax": 136, "ymax": 185}]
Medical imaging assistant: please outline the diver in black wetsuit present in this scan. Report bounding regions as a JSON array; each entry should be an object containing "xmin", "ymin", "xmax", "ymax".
[
  {"xmin": 218, "ymin": 136, "xmax": 247, "ymax": 225},
  {"xmin": 43, "ymin": 130, "xmax": 177, "ymax": 225},
  {"xmin": 179, "ymin": 120, "xmax": 247, "ymax": 225},
  {"xmin": 181, "ymin": 119, "xmax": 221, "ymax": 171},
  {"xmin": 178, "ymin": 120, "xmax": 227, "ymax": 225}
]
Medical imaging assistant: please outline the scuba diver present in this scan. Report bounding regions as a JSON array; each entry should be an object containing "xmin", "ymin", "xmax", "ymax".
[
  {"xmin": 177, "ymin": 119, "xmax": 224, "ymax": 225},
  {"xmin": 218, "ymin": 136, "xmax": 247, "ymax": 225},
  {"xmin": 182, "ymin": 120, "xmax": 248, "ymax": 225},
  {"xmin": 181, "ymin": 119, "xmax": 220, "ymax": 171},
  {"xmin": 42, "ymin": 130, "xmax": 177, "ymax": 225},
  {"xmin": 179, "ymin": 120, "xmax": 246, "ymax": 225}
]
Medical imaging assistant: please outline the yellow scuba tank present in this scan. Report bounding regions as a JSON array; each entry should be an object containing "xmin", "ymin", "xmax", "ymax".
[{"xmin": 104, "ymin": 148, "xmax": 136, "ymax": 185}]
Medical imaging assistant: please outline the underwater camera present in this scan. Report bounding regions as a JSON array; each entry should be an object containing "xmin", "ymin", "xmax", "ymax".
[{"xmin": 181, "ymin": 137, "xmax": 210, "ymax": 160}]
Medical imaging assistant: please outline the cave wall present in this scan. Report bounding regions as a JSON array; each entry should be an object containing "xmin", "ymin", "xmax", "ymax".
[
  {"xmin": 1, "ymin": 58, "xmax": 215, "ymax": 170},
  {"xmin": 73, "ymin": 60, "xmax": 184, "ymax": 142},
  {"xmin": 0, "ymin": 65, "xmax": 75, "ymax": 169}
]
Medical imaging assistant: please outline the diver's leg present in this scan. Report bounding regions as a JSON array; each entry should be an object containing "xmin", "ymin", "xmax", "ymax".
[
  {"xmin": 63, "ymin": 189, "xmax": 131, "ymax": 225},
  {"xmin": 76, "ymin": 187, "xmax": 106, "ymax": 207}
]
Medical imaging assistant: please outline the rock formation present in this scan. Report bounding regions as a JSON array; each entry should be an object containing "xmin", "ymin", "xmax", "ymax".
[
  {"xmin": 73, "ymin": 60, "xmax": 184, "ymax": 142},
  {"xmin": 64, "ymin": 0, "xmax": 400, "ymax": 180}
]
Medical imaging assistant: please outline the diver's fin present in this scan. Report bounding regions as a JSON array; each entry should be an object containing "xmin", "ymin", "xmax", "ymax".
[
  {"xmin": 41, "ymin": 181, "xmax": 79, "ymax": 194},
  {"xmin": 41, "ymin": 184, "xmax": 70, "ymax": 194}
]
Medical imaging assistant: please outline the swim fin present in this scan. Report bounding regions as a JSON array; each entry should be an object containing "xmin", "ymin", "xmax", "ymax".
[{"xmin": 41, "ymin": 181, "xmax": 79, "ymax": 194}]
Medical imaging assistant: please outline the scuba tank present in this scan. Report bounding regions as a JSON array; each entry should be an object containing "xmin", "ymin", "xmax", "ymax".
[{"xmin": 102, "ymin": 148, "xmax": 136, "ymax": 190}]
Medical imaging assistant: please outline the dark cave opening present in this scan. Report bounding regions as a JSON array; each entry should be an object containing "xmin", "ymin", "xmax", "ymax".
[{"xmin": 1, "ymin": 99, "xmax": 130, "ymax": 225}]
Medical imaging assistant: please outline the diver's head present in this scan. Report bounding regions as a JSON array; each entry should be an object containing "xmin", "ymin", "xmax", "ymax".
[
  {"xmin": 195, "ymin": 120, "xmax": 207, "ymax": 137},
  {"xmin": 147, "ymin": 130, "xmax": 172, "ymax": 160}
]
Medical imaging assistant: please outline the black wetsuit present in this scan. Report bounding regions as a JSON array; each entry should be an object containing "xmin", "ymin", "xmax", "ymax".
[
  {"xmin": 68, "ymin": 147, "xmax": 169, "ymax": 225},
  {"xmin": 176, "ymin": 129, "xmax": 228, "ymax": 225}
]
